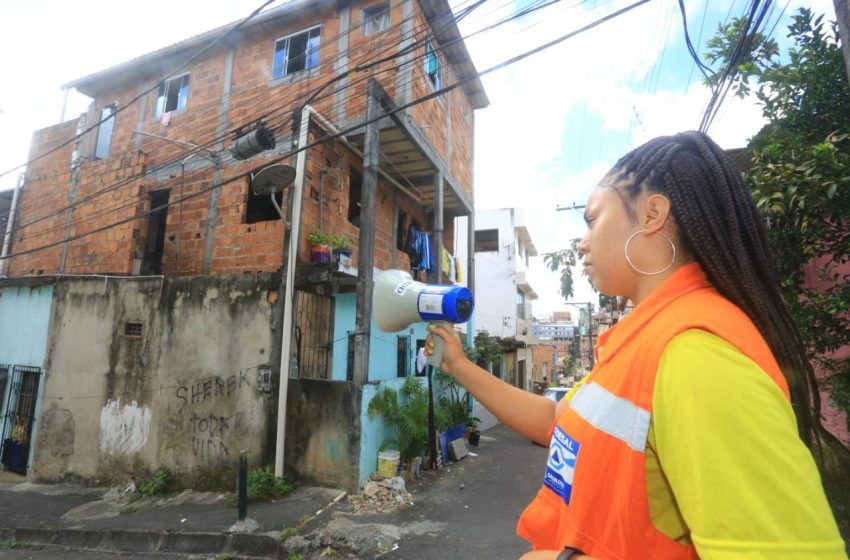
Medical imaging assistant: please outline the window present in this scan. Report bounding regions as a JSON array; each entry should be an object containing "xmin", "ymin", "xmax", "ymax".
[
  {"xmin": 363, "ymin": 3, "xmax": 390, "ymax": 35},
  {"xmin": 474, "ymin": 229, "xmax": 498, "ymax": 252},
  {"xmin": 348, "ymin": 166, "xmax": 362, "ymax": 226},
  {"xmin": 245, "ymin": 187, "xmax": 283, "ymax": 224},
  {"xmin": 273, "ymin": 26, "xmax": 321, "ymax": 79},
  {"xmin": 155, "ymin": 74, "xmax": 190, "ymax": 117},
  {"xmin": 396, "ymin": 210, "xmax": 407, "ymax": 251},
  {"xmin": 94, "ymin": 105, "xmax": 116, "ymax": 159},
  {"xmin": 397, "ymin": 335, "xmax": 411, "ymax": 377},
  {"xmin": 124, "ymin": 322, "xmax": 143, "ymax": 337},
  {"xmin": 424, "ymin": 39, "xmax": 441, "ymax": 89}
]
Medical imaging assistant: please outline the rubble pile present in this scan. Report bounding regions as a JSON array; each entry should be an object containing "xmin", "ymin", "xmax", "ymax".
[{"xmin": 347, "ymin": 475, "xmax": 412, "ymax": 514}]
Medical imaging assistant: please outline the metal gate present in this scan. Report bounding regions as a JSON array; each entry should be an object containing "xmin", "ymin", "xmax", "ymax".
[
  {"xmin": 1, "ymin": 365, "xmax": 42, "ymax": 474},
  {"xmin": 294, "ymin": 291, "xmax": 334, "ymax": 379}
]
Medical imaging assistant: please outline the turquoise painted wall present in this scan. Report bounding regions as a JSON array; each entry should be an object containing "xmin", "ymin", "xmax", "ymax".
[
  {"xmin": 0, "ymin": 285, "xmax": 53, "ymax": 367},
  {"xmin": 331, "ymin": 294, "xmax": 430, "ymax": 382},
  {"xmin": 0, "ymin": 284, "xmax": 53, "ymax": 472}
]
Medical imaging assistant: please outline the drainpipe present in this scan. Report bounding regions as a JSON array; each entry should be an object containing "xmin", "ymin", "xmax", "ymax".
[
  {"xmin": 274, "ymin": 106, "xmax": 311, "ymax": 478},
  {"xmin": 0, "ymin": 173, "xmax": 23, "ymax": 276}
]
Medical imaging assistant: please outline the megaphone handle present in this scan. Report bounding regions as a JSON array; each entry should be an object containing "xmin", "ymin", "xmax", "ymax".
[{"xmin": 426, "ymin": 320, "xmax": 453, "ymax": 368}]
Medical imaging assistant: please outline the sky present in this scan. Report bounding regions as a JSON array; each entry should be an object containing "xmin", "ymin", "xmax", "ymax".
[{"xmin": 0, "ymin": 0, "xmax": 838, "ymax": 320}]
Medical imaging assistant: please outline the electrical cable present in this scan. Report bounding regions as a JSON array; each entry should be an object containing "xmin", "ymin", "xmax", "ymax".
[
  {"xmin": 8, "ymin": 0, "xmax": 571, "ymax": 246},
  {"xmin": 2, "ymin": 0, "xmax": 655, "ymax": 263}
]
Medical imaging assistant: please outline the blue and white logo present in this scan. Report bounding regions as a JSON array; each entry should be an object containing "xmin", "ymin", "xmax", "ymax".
[{"xmin": 543, "ymin": 425, "xmax": 579, "ymax": 504}]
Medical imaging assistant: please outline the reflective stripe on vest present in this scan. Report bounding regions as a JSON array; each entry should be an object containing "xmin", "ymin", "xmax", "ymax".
[{"xmin": 570, "ymin": 382, "xmax": 651, "ymax": 453}]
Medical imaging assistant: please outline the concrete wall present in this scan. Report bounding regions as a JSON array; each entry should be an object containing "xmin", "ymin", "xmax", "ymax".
[
  {"xmin": 284, "ymin": 378, "xmax": 362, "ymax": 491},
  {"xmin": 32, "ymin": 274, "xmax": 276, "ymax": 487}
]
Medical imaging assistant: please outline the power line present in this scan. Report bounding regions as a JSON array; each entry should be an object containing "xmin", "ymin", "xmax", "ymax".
[
  {"xmin": 7, "ymin": 0, "xmax": 565, "ymax": 246},
  {"xmin": 2, "ymin": 0, "xmax": 654, "ymax": 264}
]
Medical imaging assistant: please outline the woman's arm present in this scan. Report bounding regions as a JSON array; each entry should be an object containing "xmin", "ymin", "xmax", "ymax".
[{"xmin": 427, "ymin": 324, "xmax": 557, "ymax": 445}]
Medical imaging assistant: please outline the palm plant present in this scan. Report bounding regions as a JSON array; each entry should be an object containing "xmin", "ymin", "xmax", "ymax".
[{"xmin": 367, "ymin": 377, "xmax": 430, "ymax": 466}]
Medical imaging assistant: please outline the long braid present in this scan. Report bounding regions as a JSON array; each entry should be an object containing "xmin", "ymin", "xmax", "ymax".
[{"xmin": 612, "ymin": 131, "xmax": 822, "ymax": 448}]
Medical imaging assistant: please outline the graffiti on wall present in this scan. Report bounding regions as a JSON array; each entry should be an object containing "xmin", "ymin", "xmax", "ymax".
[
  {"xmin": 99, "ymin": 399, "xmax": 152, "ymax": 455},
  {"xmin": 175, "ymin": 369, "xmax": 253, "ymax": 462}
]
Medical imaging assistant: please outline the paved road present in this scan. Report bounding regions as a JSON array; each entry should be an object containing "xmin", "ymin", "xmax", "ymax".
[{"xmin": 324, "ymin": 423, "xmax": 549, "ymax": 559}]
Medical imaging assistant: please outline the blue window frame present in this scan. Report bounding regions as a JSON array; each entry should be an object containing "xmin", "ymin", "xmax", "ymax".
[{"xmin": 425, "ymin": 39, "xmax": 441, "ymax": 90}]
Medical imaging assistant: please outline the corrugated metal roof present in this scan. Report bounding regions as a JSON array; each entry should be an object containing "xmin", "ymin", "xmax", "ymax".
[{"xmin": 63, "ymin": 0, "xmax": 488, "ymax": 108}]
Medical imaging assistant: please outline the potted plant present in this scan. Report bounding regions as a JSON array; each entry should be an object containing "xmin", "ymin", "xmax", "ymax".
[
  {"xmin": 367, "ymin": 377, "xmax": 429, "ymax": 480},
  {"xmin": 435, "ymin": 370, "xmax": 479, "ymax": 454},
  {"xmin": 307, "ymin": 230, "xmax": 332, "ymax": 263},
  {"xmin": 331, "ymin": 234, "xmax": 354, "ymax": 266}
]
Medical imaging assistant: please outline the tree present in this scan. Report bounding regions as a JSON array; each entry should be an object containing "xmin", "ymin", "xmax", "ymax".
[
  {"xmin": 705, "ymin": 7, "xmax": 850, "ymax": 536},
  {"xmin": 543, "ymin": 238, "xmax": 582, "ymax": 301}
]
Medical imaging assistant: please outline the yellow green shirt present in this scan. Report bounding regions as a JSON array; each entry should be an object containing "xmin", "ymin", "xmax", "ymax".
[{"xmin": 565, "ymin": 329, "xmax": 846, "ymax": 558}]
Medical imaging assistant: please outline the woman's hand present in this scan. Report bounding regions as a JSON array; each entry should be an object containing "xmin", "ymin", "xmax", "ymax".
[{"xmin": 425, "ymin": 323, "xmax": 467, "ymax": 375}]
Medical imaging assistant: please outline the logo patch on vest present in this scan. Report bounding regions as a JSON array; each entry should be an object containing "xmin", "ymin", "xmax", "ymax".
[{"xmin": 544, "ymin": 425, "xmax": 579, "ymax": 504}]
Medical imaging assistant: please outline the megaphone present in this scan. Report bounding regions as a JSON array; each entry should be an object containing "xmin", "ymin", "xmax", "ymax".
[{"xmin": 373, "ymin": 269, "xmax": 474, "ymax": 368}]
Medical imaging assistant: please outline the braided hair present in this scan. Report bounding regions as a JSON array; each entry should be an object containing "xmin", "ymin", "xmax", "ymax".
[{"xmin": 609, "ymin": 130, "xmax": 822, "ymax": 449}]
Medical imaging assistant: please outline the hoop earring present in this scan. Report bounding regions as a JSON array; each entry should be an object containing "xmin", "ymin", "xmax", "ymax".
[{"xmin": 624, "ymin": 229, "xmax": 676, "ymax": 276}]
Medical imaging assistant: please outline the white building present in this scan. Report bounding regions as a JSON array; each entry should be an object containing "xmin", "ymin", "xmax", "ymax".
[{"xmin": 473, "ymin": 208, "xmax": 539, "ymax": 391}]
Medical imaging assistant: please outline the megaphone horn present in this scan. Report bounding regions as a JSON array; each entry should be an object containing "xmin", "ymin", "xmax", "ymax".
[{"xmin": 372, "ymin": 269, "xmax": 474, "ymax": 367}]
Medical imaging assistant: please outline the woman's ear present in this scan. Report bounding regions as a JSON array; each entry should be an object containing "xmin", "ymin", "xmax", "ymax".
[{"xmin": 641, "ymin": 193, "xmax": 672, "ymax": 233}]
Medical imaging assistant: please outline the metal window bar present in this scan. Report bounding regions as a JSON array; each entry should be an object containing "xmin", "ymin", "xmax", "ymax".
[
  {"xmin": 1, "ymin": 365, "xmax": 42, "ymax": 474},
  {"xmin": 346, "ymin": 332, "xmax": 355, "ymax": 382},
  {"xmin": 397, "ymin": 335, "xmax": 411, "ymax": 377},
  {"xmin": 294, "ymin": 291, "xmax": 333, "ymax": 379}
]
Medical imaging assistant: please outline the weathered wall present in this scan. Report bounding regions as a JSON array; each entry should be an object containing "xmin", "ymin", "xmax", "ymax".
[
  {"xmin": 285, "ymin": 378, "xmax": 362, "ymax": 491},
  {"xmin": 32, "ymin": 274, "xmax": 277, "ymax": 487}
]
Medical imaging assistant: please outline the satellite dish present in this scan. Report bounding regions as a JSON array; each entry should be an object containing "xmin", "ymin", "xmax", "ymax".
[{"xmin": 250, "ymin": 164, "xmax": 296, "ymax": 195}]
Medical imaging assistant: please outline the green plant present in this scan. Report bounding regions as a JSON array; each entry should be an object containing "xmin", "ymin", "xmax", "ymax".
[
  {"xmin": 367, "ymin": 377, "xmax": 430, "ymax": 464},
  {"xmin": 331, "ymin": 234, "xmax": 353, "ymax": 251},
  {"xmin": 138, "ymin": 468, "xmax": 172, "ymax": 497},
  {"xmin": 434, "ymin": 369, "xmax": 477, "ymax": 429},
  {"xmin": 228, "ymin": 466, "xmax": 296, "ymax": 505},
  {"xmin": 216, "ymin": 553, "xmax": 237, "ymax": 560},
  {"xmin": 0, "ymin": 540, "xmax": 43, "ymax": 550},
  {"xmin": 307, "ymin": 230, "xmax": 332, "ymax": 245},
  {"xmin": 288, "ymin": 554, "xmax": 305, "ymax": 560},
  {"xmin": 467, "ymin": 330, "xmax": 502, "ymax": 371}
]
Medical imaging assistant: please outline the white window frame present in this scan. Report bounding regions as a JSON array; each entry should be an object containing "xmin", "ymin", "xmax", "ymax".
[
  {"xmin": 362, "ymin": 3, "xmax": 390, "ymax": 35},
  {"xmin": 155, "ymin": 73, "xmax": 190, "ymax": 117},
  {"xmin": 272, "ymin": 25, "xmax": 321, "ymax": 80}
]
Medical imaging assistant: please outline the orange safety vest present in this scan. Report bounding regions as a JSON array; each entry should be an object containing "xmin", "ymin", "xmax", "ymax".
[{"xmin": 516, "ymin": 263, "xmax": 789, "ymax": 560}]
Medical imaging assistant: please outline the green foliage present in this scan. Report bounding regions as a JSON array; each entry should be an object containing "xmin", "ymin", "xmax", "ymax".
[
  {"xmin": 0, "ymin": 540, "xmax": 43, "ymax": 550},
  {"xmin": 543, "ymin": 238, "xmax": 582, "ymax": 301},
  {"xmin": 330, "ymin": 234, "xmax": 353, "ymax": 250},
  {"xmin": 288, "ymin": 554, "xmax": 305, "ymax": 560},
  {"xmin": 705, "ymin": 7, "xmax": 850, "ymax": 536},
  {"xmin": 138, "ymin": 468, "xmax": 172, "ymax": 497},
  {"xmin": 216, "ymin": 554, "xmax": 237, "ymax": 560},
  {"xmin": 228, "ymin": 466, "xmax": 296, "ymax": 505},
  {"xmin": 307, "ymin": 230, "xmax": 332, "ymax": 245},
  {"xmin": 367, "ymin": 377, "xmax": 430, "ymax": 462},
  {"xmin": 434, "ymin": 369, "xmax": 478, "ymax": 429},
  {"xmin": 467, "ymin": 329, "xmax": 502, "ymax": 370}
]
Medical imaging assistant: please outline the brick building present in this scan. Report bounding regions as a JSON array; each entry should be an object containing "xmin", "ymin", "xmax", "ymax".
[{"xmin": 0, "ymin": 0, "xmax": 487, "ymax": 489}]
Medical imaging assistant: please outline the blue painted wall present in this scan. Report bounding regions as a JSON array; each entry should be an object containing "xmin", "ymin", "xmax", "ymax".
[
  {"xmin": 0, "ymin": 285, "xmax": 53, "ymax": 368},
  {"xmin": 331, "ymin": 293, "xmax": 430, "ymax": 382},
  {"xmin": 0, "ymin": 284, "xmax": 53, "ymax": 472}
]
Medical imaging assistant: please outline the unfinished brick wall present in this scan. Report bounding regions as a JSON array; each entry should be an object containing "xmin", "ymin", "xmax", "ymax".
[{"xmin": 7, "ymin": 0, "xmax": 477, "ymax": 279}]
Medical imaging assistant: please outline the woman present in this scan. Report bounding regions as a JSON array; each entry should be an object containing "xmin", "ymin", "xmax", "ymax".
[{"xmin": 426, "ymin": 131, "xmax": 846, "ymax": 559}]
